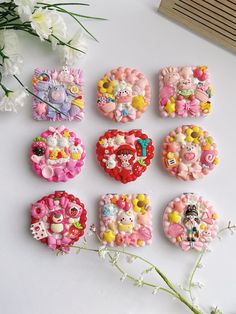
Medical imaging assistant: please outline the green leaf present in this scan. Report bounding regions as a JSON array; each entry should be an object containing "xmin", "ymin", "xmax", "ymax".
[
  {"xmin": 74, "ymin": 222, "xmax": 82, "ymax": 229},
  {"xmin": 33, "ymin": 136, "xmax": 46, "ymax": 142},
  {"xmin": 138, "ymin": 160, "xmax": 146, "ymax": 167}
]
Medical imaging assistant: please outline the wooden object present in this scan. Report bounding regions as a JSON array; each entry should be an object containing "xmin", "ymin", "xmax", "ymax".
[{"xmin": 158, "ymin": 0, "xmax": 236, "ymax": 54}]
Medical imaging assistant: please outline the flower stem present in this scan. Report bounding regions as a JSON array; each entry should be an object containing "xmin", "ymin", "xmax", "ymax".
[
  {"xmin": 37, "ymin": 2, "xmax": 90, "ymax": 7},
  {"xmin": 186, "ymin": 249, "xmax": 205, "ymax": 304},
  {"xmin": 0, "ymin": 82, "xmax": 12, "ymax": 96},
  {"xmin": 51, "ymin": 34, "xmax": 85, "ymax": 54},
  {"xmin": 218, "ymin": 221, "xmax": 236, "ymax": 236},
  {"xmin": 50, "ymin": 4, "xmax": 99, "ymax": 41},
  {"xmin": 71, "ymin": 245, "xmax": 202, "ymax": 314}
]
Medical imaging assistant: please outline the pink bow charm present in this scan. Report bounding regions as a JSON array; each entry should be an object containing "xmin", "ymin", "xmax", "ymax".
[
  {"xmin": 47, "ymin": 236, "xmax": 71, "ymax": 251},
  {"xmin": 49, "ymin": 125, "xmax": 65, "ymax": 137},
  {"xmin": 64, "ymin": 161, "xmax": 77, "ymax": 177},
  {"xmin": 176, "ymin": 99, "xmax": 200, "ymax": 116},
  {"xmin": 54, "ymin": 168, "xmax": 67, "ymax": 181},
  {"xmin": 180, "ymin": 240, "xmax": 204, "ymax": 252},
  {"xmin": 178, "ymin": 163, "xmax": 202, "ymax": 180}
]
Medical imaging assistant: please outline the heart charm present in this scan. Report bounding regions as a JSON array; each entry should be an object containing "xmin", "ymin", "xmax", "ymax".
[{"xmin": 96, "ymin": 130, "xmax": 154, "ymax": 183}]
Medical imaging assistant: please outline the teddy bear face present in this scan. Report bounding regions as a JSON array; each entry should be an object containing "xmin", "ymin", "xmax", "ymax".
[
  {"xmin": 178, "ymin": 78, "xmax": 194, "ymax": 90},
  {"xmin": 181, "ymin": 144, "xmax": 200, "ymax": 164},
  {"xmin": 47, "ymin": 136, "xmax": 58, "ymax": 148},
  {"xmin": 163, "ymin": 71, "xmax": 180, "ymax": 86},
  {"xmin": 58, "ymin": 137, "xmax": 69, "ymax": 148},
  {"xmin": 52, "ymin": 212, "xmax": 64, "ymax": 223},
  {"xmin": 118, "ymin": 211, "xmax": 134, "ymax": 225},
  {"xmin": 48, "ymin": 85, "xmax": 66, "ymax": 104}
]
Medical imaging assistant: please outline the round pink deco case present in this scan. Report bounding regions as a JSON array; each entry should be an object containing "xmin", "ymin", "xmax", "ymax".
[
  {"xmin": 30, "ymin": 126, "xmax": 85, "ymax": 182},
  {"xmin": 30, "ymin": 191, "xmax": 87, "ymax": 252},
  {"xmin": 163, "ymin": 193, "xmax": 218, "ymax": 252},
  {"xmin": 97, "ymin": 67, "xmax": 151, "ymax": 122},
  {"xmin": 162, "ymin": 125, "xmax": 219, "ymax": 181}
]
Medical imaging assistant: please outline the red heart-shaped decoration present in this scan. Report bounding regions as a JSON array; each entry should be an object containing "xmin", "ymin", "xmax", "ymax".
[{"xmin": 96, "ymin": 129, "xmax": 154, "ymax": 183}]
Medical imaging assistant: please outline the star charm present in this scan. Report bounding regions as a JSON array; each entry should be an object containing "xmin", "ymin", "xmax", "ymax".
[
  {"xmin": 175, "ymin": 133, "xmax": 186, "ymax": 144},
  {"xmin": 168, "ymin": 211, "xmax": 181, "ymax": 224},
  {"xmin": 35, "ymin": 103, "xmax": 47, "ymax": 115},
  {"xmin": 164, "ymin": 99, "xmax": 175, "ymax": 113},
  {"xmin": 125, "ymin": 134, "xmax": 137, "ymax": 146},
  {"xmin": 115, "ymin": 134, "xmax": 125, "ymax": 145}
]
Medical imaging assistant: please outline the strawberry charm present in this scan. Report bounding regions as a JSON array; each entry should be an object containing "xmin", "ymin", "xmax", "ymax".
[{"xmin": 96, "ymin": 130, "xmax": 154, "ymax": 183}]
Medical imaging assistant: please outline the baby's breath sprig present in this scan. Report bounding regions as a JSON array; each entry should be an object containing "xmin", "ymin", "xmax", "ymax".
[{"xmin": 70, "ymin": 221, "xmax": 236, "ymax": 314}]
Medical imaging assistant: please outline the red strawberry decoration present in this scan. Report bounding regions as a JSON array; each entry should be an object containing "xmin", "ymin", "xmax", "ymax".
[{"xmin": 96, "ymin": 130, "xmax": 154, "ymax": 183}]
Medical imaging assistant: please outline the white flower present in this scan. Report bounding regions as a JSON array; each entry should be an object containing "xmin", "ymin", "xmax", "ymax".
[
  {"xmin": 2, "ymin": 54, "xmax": 23, "ymax": 76},
  {"xmin": 126, "ymin": 255, "xmax": 136, "ymax": 264},
  {"xmin": 152, "ymin": 286, "xmax": 160, "ymax": 295},
  {"xmin": 14, "ymin": 0, "xmax": 36, "ymax": 22},
  {"xmin": 197, "ymin": 262, "xmax": 204, "ymax": 269},
  {"xmin": 191, "ymin": 282, "xmax": 205, "ymax": 289},
  {"xmin": 30, "ymin": 8, "xmax": 52, "ymax": 41},
  {"xmin": 49, "ymin": 11, "xmax": 67, "ymax": 49},
  {"xmin": 0, "ymin": 89, "xmax": 28, "ymax": 113},
  {"xmin": 0, "ymin": 30, "xmax": 23, "ymax": 76},
  {"xmin": 110, "ymin": 252, "xmax": 120, "ymax": 265},
  {"xmin": 0, "ymin": 29, "xmax": 19, "ymax": 55},
  {"xmin": 134, "ymin": 276, "xmax": 144, "ymax": 288},
  {"xmin": 211, "ymin": 307, "xmax": 222, "ymax": 314},
  {"xmin": 98, "ymin": 246, "xmax": 108, "ymax": 259},
  {"xmin": 120, "ymin": 273, "xmax": 127, "ymax": 282},
  {"xmin": 62, "ymin": 31, "xmax": 87, "ymax": 65}
]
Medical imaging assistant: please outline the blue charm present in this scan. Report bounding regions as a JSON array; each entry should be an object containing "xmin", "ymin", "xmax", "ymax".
[{"xmin": 138, "ymin": 139, "xmax": 150, "ymax": 157}]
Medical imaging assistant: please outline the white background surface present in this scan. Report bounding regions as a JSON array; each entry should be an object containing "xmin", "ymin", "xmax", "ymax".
[{"xmin": 1, "ymin": 1, "xmax": 236, "ymax": 313}]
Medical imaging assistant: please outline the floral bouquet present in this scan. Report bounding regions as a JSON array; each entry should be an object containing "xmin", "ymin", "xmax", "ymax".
[{"xmin": 0, "ymin": 0, "xmax": 104, "ymax": 112}]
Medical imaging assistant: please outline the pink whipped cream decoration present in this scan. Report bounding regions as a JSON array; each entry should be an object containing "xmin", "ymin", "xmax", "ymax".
[
  {"xmin": 30, "ymin": 191, "xmax": 87, "ymax": 252},
  {"xmin": 32, "ymin": 67, "xmax": 84, "ymax": 121},
  {"xmin": 30, "ymin": 126, "xmax": 85, "ymax": 182},
  {"xmin": 163, "ymin": 193, "xmax": 219, "ymax": 252},
  {"xmin": 97, "ymin": 67, "xmax": 151, "ymax": 123},
  {"xmin": 99, "ymin": 194, "xmax": 152, "ymax": 247},
  {"xmin": 162, "ymin": 125, "xmax": 219, "ymax": 181},
  {"xmin": 159, "ymin": 66, "xmax": 213, "ymax": 118}
]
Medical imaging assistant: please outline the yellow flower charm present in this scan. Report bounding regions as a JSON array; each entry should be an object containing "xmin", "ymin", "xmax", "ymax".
[
  {"xmin": 98, "ymin": 77, "xmax": 116, "ymax": 94},
  {"xmin": 132, "ymin": 194, "xmax": 149, "ymax": 213},
  {"xmin": 212, "ymin": 213, "xmax": 218, "ymax": 220},
  {"xmin": 185, "ymin": 126, "xmax": 203, "ymax": 144},
  {"xmin": 164, "ymin": 97, "xmax": 175, "ymax": 114},
  {"xmin": 132, "ymin": 95, "xmax": 147, "ymax": 111},
  {"xmin": 168, "ymin": 211, "xmax": 181, "ymax": 224},
  {"xmin": 200, "ymin": 102, "xmax": 211, "ymax": 114},
  {"xmin": 103, "ymin": 230, "xmax": 115, "ymax": 243},
  {"xmin": 63, "ymin": 130, "xmax": 70, "ymax": 137},
  {"xmin": 199, "ymin": 66, "xmax": 208, "ymax": 72},
  {"xmin": 137, "ymin": 239, "xmax": 143, "ymax": 246},
  {"xmin": 99, "ymin": 138, "xmax": 106, "ymax": 145},
  {"xmin": 213, "ymin": 157, "xmax": 219, "ymax": 165},
  {"xmin": 200, "ymin": 223, "xmax": 206, "ymax": 230}
]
